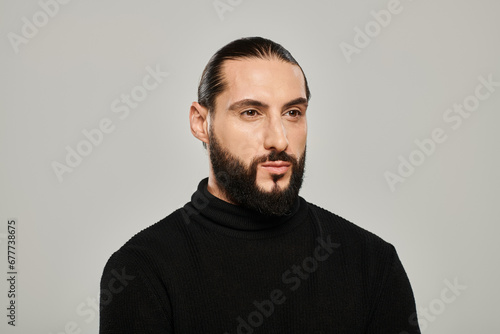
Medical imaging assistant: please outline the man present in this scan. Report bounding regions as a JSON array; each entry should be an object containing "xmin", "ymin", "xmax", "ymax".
[{"xmin": 100, "ymin": 37, "xmax": 421, "ymax": 333}]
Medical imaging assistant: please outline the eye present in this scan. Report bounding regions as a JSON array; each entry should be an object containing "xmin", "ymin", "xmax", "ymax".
[
  {"xmin": 285, "ymin": 109, "xmax": 302, "ymax": 117},
  {"xmin": 241, "ymin": 109, "xmax": 259, "ymax": 117}
]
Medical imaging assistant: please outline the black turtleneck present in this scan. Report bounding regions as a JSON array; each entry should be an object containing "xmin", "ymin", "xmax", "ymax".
[{"xmin": 100, "ymin": 178, "xmax": 420, "ymax": 333}]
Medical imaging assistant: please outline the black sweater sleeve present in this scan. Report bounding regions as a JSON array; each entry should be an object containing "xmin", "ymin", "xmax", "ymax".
[
  {"xmin": 99, "ymin": 250, "xmax": 173, "ymax": 334},
  {"xmin": 365, "ymin": 246, "xmax": 421, "ymax": 334}
]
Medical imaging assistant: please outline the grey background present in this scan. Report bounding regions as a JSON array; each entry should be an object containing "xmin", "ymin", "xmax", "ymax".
[{"xmin": 1, "ymin": 0, "xmax": 499, "ymax": 332}]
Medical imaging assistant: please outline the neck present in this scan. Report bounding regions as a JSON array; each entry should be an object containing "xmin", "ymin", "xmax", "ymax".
[
  {"xmin": 184, "ymin": 178, "xmax": 306, "ymax": 238},
  {"xmin": 207, "ymin": 171, "xmax": 236, "ymax": 205}
]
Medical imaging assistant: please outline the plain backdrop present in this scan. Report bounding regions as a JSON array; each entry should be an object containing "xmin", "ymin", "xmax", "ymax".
[{"xmin": 1, "ymin": 0, "xmax": 499, "ymax": 333}]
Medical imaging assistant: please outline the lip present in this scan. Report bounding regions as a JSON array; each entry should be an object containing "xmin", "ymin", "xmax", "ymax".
[{"xmin": 260, "ymin": 161, "xmax": 291, "ymax": 174}]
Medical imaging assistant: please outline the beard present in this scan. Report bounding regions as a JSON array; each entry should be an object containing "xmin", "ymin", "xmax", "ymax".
[{"xmin": 208, "ymin": 130, "xmax": 306, "ymax": 216}]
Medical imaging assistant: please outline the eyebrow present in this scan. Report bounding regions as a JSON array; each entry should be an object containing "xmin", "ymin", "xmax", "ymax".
[
  {"xmin": 283, "ymin": 97, "xmax": 308, "ymax": 109},
  {"xmin": 227, "ymin": 97, "xmax": 308, "ymax": 111},
  {"xmin": 228, "ymin": 99, "xmax": 268, "ymax": 111}
]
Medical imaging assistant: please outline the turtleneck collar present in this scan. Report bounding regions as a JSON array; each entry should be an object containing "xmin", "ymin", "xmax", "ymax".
[{"xmin": 184, "ymin": 178, "xmax": 309, "ymax": 239}]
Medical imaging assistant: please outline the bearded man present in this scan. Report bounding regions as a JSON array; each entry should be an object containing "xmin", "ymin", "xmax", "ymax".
[{"xmin": 100, "ymin": 37, "xmax": 421, "ymax": 334}]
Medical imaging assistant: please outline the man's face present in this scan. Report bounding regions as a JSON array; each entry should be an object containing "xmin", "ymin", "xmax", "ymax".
[{"xmin": 208, "ymin": 57, "xmax": 308, "ymax": 215}]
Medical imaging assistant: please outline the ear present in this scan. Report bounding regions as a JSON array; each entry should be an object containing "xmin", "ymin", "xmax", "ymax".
[{"xmin": 189, "ymin": 102, "xmax": 210, "ymax": 145}]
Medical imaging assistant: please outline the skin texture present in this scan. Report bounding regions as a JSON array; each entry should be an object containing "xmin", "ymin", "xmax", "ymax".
[{"xmin": 189, "ymin": 57, "xmax": 308, "ymax": 204}]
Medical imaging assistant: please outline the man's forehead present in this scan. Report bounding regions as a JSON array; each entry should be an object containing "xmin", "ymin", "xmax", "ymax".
[
  {"xmin": 222, "ymin": 57, "xmax": 304, "ymax": 81},
  {"xmin": 219, "ymin": 58, "xmax": 307, "ymax": 101}
]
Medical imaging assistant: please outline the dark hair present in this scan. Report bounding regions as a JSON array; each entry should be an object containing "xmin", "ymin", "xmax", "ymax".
[{"xmin": 197, "ymin": 37, "xmax": 311, "ymax": 148}]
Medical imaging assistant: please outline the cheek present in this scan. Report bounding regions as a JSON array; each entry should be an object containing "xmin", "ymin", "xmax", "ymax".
[
  {"xmin": 288, "ymin": 124, "xmax": 307, "ymax": 152},
  {"xmin": 218, "ymin": 122, "xmax": 264, "ymax": 163}
]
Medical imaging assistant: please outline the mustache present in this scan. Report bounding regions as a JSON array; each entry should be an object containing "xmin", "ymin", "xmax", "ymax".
[{"xmin": 252, "ymin": 150, "xmax": 297, "ymax": 165}]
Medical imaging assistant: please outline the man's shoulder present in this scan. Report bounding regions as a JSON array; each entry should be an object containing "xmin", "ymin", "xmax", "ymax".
[
  {"xmin": 304, "ymin": 199, "xmax": 394, "ymax": 254},
  {"xmin": 104, "ymin": 208, "xmax": 190, "ymax": 270},
  {"xmin": 125, "ymin": 208, "xmax": 188, "ymax": 247}
]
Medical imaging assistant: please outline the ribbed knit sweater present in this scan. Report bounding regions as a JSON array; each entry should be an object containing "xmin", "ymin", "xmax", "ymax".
[{"xmin": 99, "ymin": 178, "xmax": 420, "ymax": 333}]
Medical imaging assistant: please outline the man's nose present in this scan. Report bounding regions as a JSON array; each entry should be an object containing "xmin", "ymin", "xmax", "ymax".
[{"xmin": 263, "ymin": 116, "xmax": 288, "ymax": 152}]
